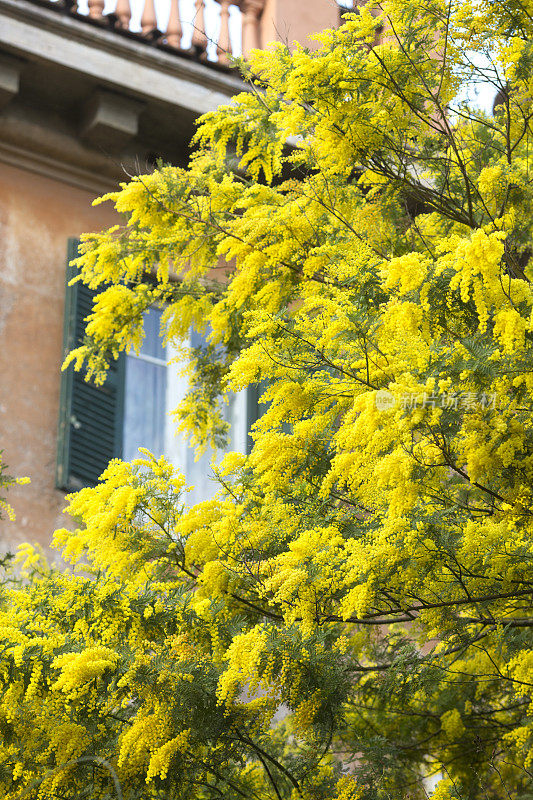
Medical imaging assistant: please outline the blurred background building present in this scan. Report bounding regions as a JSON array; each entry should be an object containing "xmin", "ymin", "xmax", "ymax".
[{"xmin": 0, "ymin": 0, "xmax": 350, "ymax": 551}]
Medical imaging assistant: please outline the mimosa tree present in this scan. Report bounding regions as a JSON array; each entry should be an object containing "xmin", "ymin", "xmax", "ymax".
[{"xmin": 2, "ymin": 1, "xmax": 533, "ymax": 797}]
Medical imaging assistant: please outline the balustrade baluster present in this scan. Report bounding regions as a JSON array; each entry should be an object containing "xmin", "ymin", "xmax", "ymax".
[
  {"xmin": 88, "ymin": 0, "xmax": 105, "ymax": 19},
  {"xmin": 191, "ymin": 0, "xmax": 208, "ymax": 53},
  {"xmin": 216, "ymin": 0, "xmax": 232, "ymax": 64},
  {"xmin": 166, "ymin": 0, "xmax": 183, "ymax": 47},
  {"xmin": 64, "ymin": 0, "xmax": 258, "ymax": 64},
  {"xmin": 241, "ymin": 0, "xmax": 263, "ymax": 58},
  {"xmin": 115, "ymin": 0, "xmax": 131, "ymax": 29},
  {"xmin": 141, "ymin": 0, "xmax": 157, "ymax": 35}
]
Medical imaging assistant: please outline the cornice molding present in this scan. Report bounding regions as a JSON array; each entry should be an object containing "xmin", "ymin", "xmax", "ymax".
[{"xmin": 0, "ymin": 139, "xmax": 120, "ymax": 195}]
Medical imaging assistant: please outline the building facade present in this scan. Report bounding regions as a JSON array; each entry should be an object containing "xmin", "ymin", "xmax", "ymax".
[{"xmin": 0, "ymin": 0, "xmax": 346, "ymax": 552}]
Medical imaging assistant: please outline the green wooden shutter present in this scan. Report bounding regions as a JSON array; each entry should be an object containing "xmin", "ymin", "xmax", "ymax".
[{"xmin": 56, "ymin": 239, "xmax": 125, "ymax": 491}]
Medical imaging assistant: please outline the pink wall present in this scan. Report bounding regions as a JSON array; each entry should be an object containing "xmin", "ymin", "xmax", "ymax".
[{"xmin": 0, "ymin": 163, "xmax": 117, "ymax": 553}]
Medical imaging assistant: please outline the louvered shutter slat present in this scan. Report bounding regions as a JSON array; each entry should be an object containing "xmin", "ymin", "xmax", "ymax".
[{"xmin": 56, "ymin": 239, "xmax": 125, "ymax": 491}]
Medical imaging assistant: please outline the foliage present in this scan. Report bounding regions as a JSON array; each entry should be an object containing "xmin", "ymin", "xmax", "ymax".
[{"xmin": 2, "ymin": 0, "xmax": 533, "ymax": 797}]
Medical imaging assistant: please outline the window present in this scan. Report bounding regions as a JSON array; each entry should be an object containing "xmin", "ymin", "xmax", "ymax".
[
  {"xmin": 122, "ymin": 306, "xmax": 250, "ymax": 504},
  {"xmin": 122, "ymin": 307, "xmax": 167, "ymax": 464},
  {"xmin": 57, "ymin": 240, "xmax": 256, "ymax": 501}
]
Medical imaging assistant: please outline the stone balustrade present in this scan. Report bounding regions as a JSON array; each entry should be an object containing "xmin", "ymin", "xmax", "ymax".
[{"xmin": 39, "ymin": 0, "xmax": 270, "ymax": 65}]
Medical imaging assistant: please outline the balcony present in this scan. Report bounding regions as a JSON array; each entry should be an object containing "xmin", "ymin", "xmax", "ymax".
[
  {"xmin": 0, "ymin": 0, "xmax": 249, "ymax": 191},
  {"xmin": 24, "ymin": 1, "xmax": 354, "ymax": 67},
  {"xmin": 20, "ymin": 1, "xmax": 266, "ymax": 66},
  {"xmin": 0, "ymin": 0, "xmax": 350, "ymax": 191}
]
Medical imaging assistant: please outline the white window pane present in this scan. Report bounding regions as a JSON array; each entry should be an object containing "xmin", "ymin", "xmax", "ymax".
[
  {"xmin": 123, "ymin": 357, "xmax": 167, "ymax": 462},
  {"xmin": 225, "ymin": 389, "xmax": 248, "ymax": 453},
  {"xmin": 165, "ymin": 334, "xmax": 248, "ymax": 505},
  {"xmin": 140, "ymin": 306, "xmax": 166, "ymax": 361},
  {"xmin": 122, "ymin": 310, "xmax": 249, "ymax": 503}
]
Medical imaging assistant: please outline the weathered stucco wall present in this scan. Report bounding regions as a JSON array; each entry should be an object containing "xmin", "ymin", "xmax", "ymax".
[{"xmin": 0, "ymin": 162, "xmax": 117, "ymax": 554}]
